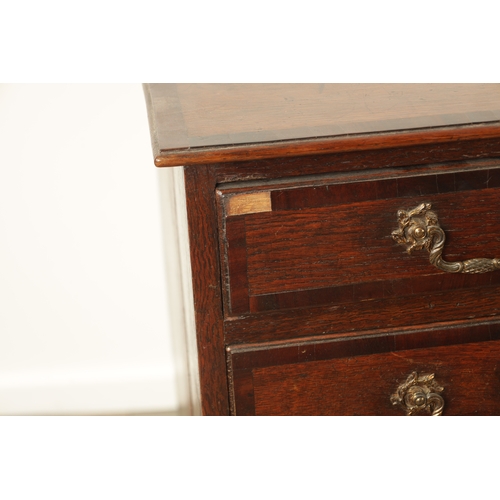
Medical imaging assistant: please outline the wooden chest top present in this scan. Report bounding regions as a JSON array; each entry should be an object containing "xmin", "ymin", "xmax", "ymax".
[{"xmin": 144, "ymin": 83, "xmax": 500, "ymax": 167}]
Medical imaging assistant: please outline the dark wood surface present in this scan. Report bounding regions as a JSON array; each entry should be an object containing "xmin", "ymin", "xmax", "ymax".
[
  {"xmin": 183, "ymin": 166, "xmax": 228, "ymax": 416},
  {"xmin": 253, "ymin": 341, "xmax": 500, "ymax": 416},
  {"xmin": 228, "ymin": 321, "xmax": 500, "ymax": 415},
  {"xmin": 218, "ymin": 160, "xmax": 500, "ymax": 321},
  {"xmin": 213, "ymin": 137, "xmax": 500, "ymax": 184},
  {"xmin": 144, "ymin": 84, "xmax": 500, "ymax": 167},
  {"xmin": 224, "ymin": 285, "xmax": 500, "ymax": 345}
]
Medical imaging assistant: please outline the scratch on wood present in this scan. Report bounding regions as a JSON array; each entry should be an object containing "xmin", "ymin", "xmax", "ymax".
[{"xmin": 390, "ymin": 351, "xmax": 414, "ymax": 363}]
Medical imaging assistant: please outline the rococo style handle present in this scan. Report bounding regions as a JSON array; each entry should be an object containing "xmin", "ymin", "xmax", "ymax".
[
  {"xmin": 392, "ymin": 202, "xmax": 500, "ymax": 274},
  {"xmin": 390, "ymin": 371, "xmax": 445, "ymax": 416}
]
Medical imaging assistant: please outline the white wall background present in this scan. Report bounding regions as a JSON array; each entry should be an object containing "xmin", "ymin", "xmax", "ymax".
[{"xmin": 0, "ymin": 84, "xmax": 179, "ymax": 415}]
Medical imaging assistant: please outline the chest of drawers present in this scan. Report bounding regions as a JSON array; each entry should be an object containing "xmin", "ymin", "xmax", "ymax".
[{"xmin": 144, "ymin": 84, "xmax": 500, "ymax": 415}]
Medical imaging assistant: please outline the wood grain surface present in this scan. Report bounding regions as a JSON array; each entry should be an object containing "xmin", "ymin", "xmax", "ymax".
[
  {"xmin": 218, "ymin": 161, "xmax": 500, "ymax": 319},
  {"xmin": 227, "ymin": 321, "xmax": 500, "ymax": 415},
  {"xmin": 224, "ymin": 285, "xmax": 500, "ymax": 345},
  {"xmin": 212, "ymin": 137, "xmax": 500, "ymax": 184},
  {"xmin": 184, "ymin": 165, "xmax": 228, "ymax": 415},
  {"xmin": 144, "ymin": 84, "xmax": 500, "ymax": 167}
]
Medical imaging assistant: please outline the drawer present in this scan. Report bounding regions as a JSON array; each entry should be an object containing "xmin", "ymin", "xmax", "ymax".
[
  {"xmin": 227, "ymin": 321, "xmax": 500, "ymax": 415},
  {"xmin": 218, "ymin": 160, "xmax": 500, "ymax": 344}
]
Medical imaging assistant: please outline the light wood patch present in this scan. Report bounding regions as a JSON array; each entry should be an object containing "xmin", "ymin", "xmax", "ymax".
[{"xmin": 227, "ymin": 192, "xmax": 272, "ymax": 216}]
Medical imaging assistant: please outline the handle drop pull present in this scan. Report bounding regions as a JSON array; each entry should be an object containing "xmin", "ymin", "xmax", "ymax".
[
  {"xmin": 391, "ymin": 371, "xmax": 445, "ymax": 416},
  {"xmin": 392, "ymin": 202, "xmax": 500, "ymax": 274}
]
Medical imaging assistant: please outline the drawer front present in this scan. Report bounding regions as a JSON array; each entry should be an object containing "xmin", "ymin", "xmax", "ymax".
[
  {"xmin": 227, "ymin": 321, "xmax": 500, "ymax": 415},
  {"xmin": 218, "ymin": 160, "xmax": 500, "ymax": 344}
]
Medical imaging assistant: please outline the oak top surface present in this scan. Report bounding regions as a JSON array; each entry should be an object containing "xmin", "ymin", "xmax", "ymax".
[{"xmin": 144, "ymin": 84, "xmax": 500, "ymax": 167}]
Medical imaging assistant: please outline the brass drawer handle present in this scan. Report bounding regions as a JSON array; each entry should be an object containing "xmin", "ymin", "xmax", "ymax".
[
  {"xmin": 390, "ymin": 371, "xmax": 445, "ymax": 416},
  {"xmin": 392, "ymin": 202, "xmax": 500, "ymax": 274}
]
